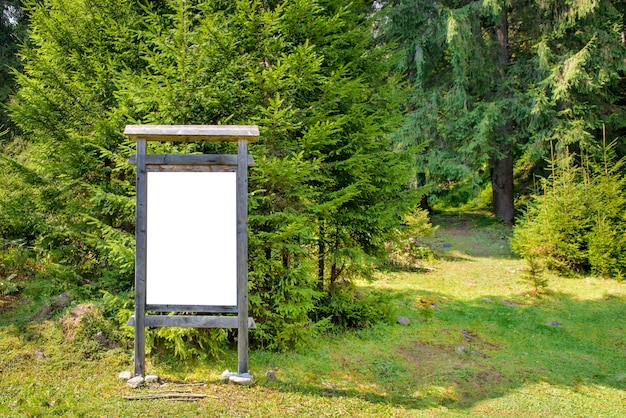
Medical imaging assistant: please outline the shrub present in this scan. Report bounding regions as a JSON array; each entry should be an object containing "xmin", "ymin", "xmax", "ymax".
[
  {"xmin": 512, "ymin": 141, "xmax": 626, "ymax": 279},
  {"xmin": 311, "ymin": 285, "xmax": 394, "ymax": 330}
]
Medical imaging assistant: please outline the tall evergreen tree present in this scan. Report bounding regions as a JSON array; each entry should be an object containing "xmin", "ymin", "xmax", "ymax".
[
  {"xmin": 383, "ymin": 0, "xmax": 626, "ymax": 224},
  {"xmin": 7, "ymin": 0, "xmax": 418, "ymax": 349},
  {"xmin": 8, "ymin": 0, "xmax": 145, "ymax": 289}
]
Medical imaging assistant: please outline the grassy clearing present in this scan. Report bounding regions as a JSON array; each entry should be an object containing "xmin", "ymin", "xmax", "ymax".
[{"xmin": 1, "ymin": 212, "xmax": 625, "ymax": 417}]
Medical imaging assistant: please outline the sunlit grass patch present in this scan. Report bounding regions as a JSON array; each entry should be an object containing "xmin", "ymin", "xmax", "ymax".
[{"xmin": 1, "ymin": 212, "xmax": 625, "ymax": 417}]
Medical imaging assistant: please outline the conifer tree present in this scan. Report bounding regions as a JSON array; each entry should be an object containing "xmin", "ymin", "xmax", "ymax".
[
  {"xmin": 7, "ymin": 0, "xmax": 418, "ymax": 349},
  {"xmin": 383, "ymin": 0, "xmax": 626, "ymax": 224}
]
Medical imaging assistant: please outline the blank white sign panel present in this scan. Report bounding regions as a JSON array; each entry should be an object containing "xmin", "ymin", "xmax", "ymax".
[{"xmin": 146, "ymin": 171, "xmax": 237, "ymax": 306}]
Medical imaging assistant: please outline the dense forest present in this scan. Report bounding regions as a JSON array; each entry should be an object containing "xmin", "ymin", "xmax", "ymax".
[{"xmin": 1, "ymin": 0, "xmax": 625, "ymax": 354}]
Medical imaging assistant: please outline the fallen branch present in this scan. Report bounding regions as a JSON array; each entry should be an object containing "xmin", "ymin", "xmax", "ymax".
[{"xmin": 123, "ymin": 393, "xmax": 207, "ymax": 401}]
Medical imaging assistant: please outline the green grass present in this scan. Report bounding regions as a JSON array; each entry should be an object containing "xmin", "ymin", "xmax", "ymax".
[{"xmin": 1, "ymin": 212, "xmax": 625, "ymax": 417}]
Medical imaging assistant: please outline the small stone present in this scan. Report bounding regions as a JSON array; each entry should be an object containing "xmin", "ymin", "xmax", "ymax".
[
  {"xmin": 127, "ymin": 376, "xmax": 144, "ymax": 388},
  {"xmin": 397, "ymin": 316, "xmax": 410, "ymax": 325},
  {"xmin": 456, "ymin": 345, "xmax": 468, "ymax": 355},
  {"xmin": 461, "ymin": 329, "xmax": 472, "ymax": 341},
  {"xmin": 32, "ymin": 302, "xmax": 52, "ymax": 321},
  {"xmin": 34, "ymin": 348, "xmax": 47, "ymax": 360},
  {"xmin": 52, "ymin": 291, "xmax": 73, "ymax": 308},
  {"xmin": 266, "ymin": 370, "xmax": 276, "ymax": 382},
  {"xmin": 145, "ymin": 374, "xmax": 160, "ymax": 384},
  {"xmin": 470, "ymin": 350, "xmax": 488, "ymax": 358},
  {"xmin": 229, "ymin": 375, "xmax": 253, "ymax": 385},
  {"xmin": 481, "ymin": 297, "xmax": 493, "ymax": 303},
  {"xmin": 93, "ymin": 331, "xmax": 108, "ymax": 345},
  {"xmin": 118, "ymin": 371, "xmax": 132, "ymax": 380},
  {"xmin": 442, "ymin": 243, "xmax": 452, "ymax": 248},
  {"xmin": 546, "ymin": 320, "xmax": 563, "ymax": 327}
]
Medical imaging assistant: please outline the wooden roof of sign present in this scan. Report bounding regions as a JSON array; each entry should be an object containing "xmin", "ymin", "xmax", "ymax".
[{"xmin": 124, "ymin": 125, "xmax": 259, "ymax": 142}]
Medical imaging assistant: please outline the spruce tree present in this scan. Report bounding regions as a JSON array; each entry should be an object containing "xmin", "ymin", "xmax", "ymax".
[
  {"xmin": 8, "ymin": 0, "xmax": 418, "ymax": 350},
  {"xmin": 383, "ymin": 0, "xmax": 626, "ymax": 224}
]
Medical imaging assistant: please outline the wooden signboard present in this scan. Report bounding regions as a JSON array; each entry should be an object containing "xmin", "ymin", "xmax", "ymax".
[{"xmin": 125, "ymin": 125, "xmax": 258, "ymax": 377}]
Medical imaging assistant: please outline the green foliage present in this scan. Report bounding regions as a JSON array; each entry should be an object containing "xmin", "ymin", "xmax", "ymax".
[
  {"xmin": 3, "ymin": 0, "xmax": 420, "ymax": 356},
  {"xmin": 512, "ymin": 140, "xmax": 626, "ymax": 279},
  {"xmin": 62, "ymin": 303, "xmax": 126, "ymax": 360},
  {"xmin": 382, "ymin": 0, "xmax": 626, "ymax": 221},
  {"xmin": 0, "ymin": 0, "xmax": 27, "ymax": 132},
  {"xmin": 520, "ymin": 255, "xmax": 549, "ymax": 296},
  {"xmin": 385, "ymin": 208, "xmax": 438, "ymax": 270},
  {"xmin": 311, "ymin": 285, "xmax": 394, "ymax": 330},
  {"xmin": 6, "ymin": 0, "xmax": 142, "ymax": 293}
]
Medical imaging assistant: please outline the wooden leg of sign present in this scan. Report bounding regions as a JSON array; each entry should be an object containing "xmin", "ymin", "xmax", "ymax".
[
  {"xmin": 237, "ymin": 139, "xmax": 249, "ymax": 375},
  {"xmin": 134, "ymin": 138, "xmax": 147, "ymax": 377}
]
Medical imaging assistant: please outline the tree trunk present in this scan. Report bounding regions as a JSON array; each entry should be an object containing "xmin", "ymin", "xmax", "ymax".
[
  {"xmin": 318, "ymin": 224, "xmax": 325, "ymax": 291},
  {"xmin": 492, "ymin": 10, "xmax": 515, "ymax": 226},
  {"xmin": 491, "ymin": 147, "xmax": 514, "ymax": 225}
]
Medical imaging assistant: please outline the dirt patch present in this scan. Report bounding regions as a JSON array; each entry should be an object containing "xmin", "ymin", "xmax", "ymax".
[
  {"xmin": 62, "ymin": 303, "xmax": 100, "ymax": 341},
  {"xmin": 397, "ymin": 342, "xmax": 471, "ymax": 370},
  {"xmin": 0, "ymin": 294, "xmax": 20, "ymax": 313}
]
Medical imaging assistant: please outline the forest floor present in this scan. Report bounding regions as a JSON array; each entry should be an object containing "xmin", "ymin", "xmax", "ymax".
[{"xmin": 1, "ymin": 212, "xmax": 625, "ymax": 417}]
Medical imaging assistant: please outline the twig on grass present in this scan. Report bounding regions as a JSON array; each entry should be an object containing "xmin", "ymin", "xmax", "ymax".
[{"xmin": 123, "ymin": 393, "xmax": 208, "ymax": 401}]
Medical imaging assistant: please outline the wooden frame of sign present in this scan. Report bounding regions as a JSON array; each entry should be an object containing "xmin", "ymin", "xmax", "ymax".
[{"xmin": 124, "ymin": 125, "xmax": 258, "ymax": 377}]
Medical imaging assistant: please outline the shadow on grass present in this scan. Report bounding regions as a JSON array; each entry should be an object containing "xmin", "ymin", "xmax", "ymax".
[
  {"xmin": 430, "ymin": 212, "xmax": 516, "ymax": 259},
  {"xmin": 260, "ymin": 288, "xmax": 626, "ymax": 412}
]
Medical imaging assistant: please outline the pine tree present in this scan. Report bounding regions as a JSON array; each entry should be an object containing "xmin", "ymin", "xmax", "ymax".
[
  {"xmin": 382, "ymin": 0, "xmax": 626, "ymax": 224},
  {"xmin": 114, "ymin": 0, "xmax": 419, "ymax": 348},
  {"xmin": 7, "ymin": 0, "xmax": 419, "ymax": 350},
  {"xmin": 8, "ymin": 0, "xmax": 145, "ymax": 290}
]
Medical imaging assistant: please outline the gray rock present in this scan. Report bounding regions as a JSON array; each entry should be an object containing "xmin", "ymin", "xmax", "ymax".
[
  {"xmin": 481, "ymin": 297, "xmax": 493, "ymax": 303},
  {"xmin": 127, "ymin": 376, "xmax": 144, "ymax": 388},
  {"xmin": 34, "ymin": 348, "xmax": 47, "ymax": 360},
  {"xmin": 32, "ymin": 303, "xmax": 52, "ymax": 321},
  {"xmin": 145, "ymin": 374, "xmax": 160, "ymax": 384},
  {"xmin": 456, "ymin": 345, "xmax": 468, "ymax": 355},
  {"xmin": 52, "ymin": 291, "xmax": 73, "ymax": 308},
  {"xmin": 546, "ymin": 320, "xmax": 563, "ymax": 327},
  {"xmin": 118, "ymin": 371, "xmax": 132, "ymax": 380},
  {"xmin": 266, "ymin": 370, "xmax": 276, "ymax": 382},
  {"xmin": 397, "ymin": 316, "xmax": 410, "ymax": 325},
  {"xmin": 93, "ymin": 331, "xmax": 108, "ymax": 345},
  {"xmin": 442, "ymin": 243, "xmax": 452, "ymax": 248},
  {"xmin": 229, "ymin": 375, "xmax": 253, "ymax": 385},
  {"xmin": 470, "ymin": 350, "xmax": 488, "ymax": 358},
  {"xmin": 221, "ymin": 370, "xmax": 254, "ymax": 385}
]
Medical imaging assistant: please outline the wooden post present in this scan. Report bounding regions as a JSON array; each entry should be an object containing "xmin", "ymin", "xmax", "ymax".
[
  {"xmin": 125, "ymin": 125, "xmax": 258, "ymax": 377},
  {"xmin": 134, "ymin": 138, "xmax": 147, "ymax": 377},
  {"xmin": 237, "ymin": 139, "xmax": 249, "ymax": 374}
]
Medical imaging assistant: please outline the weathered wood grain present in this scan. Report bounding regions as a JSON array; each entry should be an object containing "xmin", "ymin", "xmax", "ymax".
[
  {"xmin": 128, "ymin": 154, "xmax": 255, "ymax": 166},
  {"xmin": 134, "ymin": 138, "xmax": 147, "ymax": 377},
  {"xmin": 237, "ymin": 139, "xmax": 249, "ymax": 374},
  {"xmin": 124, "ymin": 125, "xmax": 259, "ymax": 142},
  {"xmin": 146, "ymin": 304, "xmax": 237, "ymax": 313},
  {"xmin": 127, "ymin": 315, "xmax": 256, "ymax": 329}
]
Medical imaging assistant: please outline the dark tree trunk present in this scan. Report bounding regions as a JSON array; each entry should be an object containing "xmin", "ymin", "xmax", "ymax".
[
  {"xmin": 492, "ymin": 10, "xmax": 515, "ymax": 226},
  {"xmin": 491, "ymin": 147, "xmax": 514, "ymax": 225},
  {"xmin": 318, "ymin": 224, "xmax": 325, "ymax": 291},
  {"xmin": 419, "ymin": 194, "xmax": 431, "ymax": 214}
]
